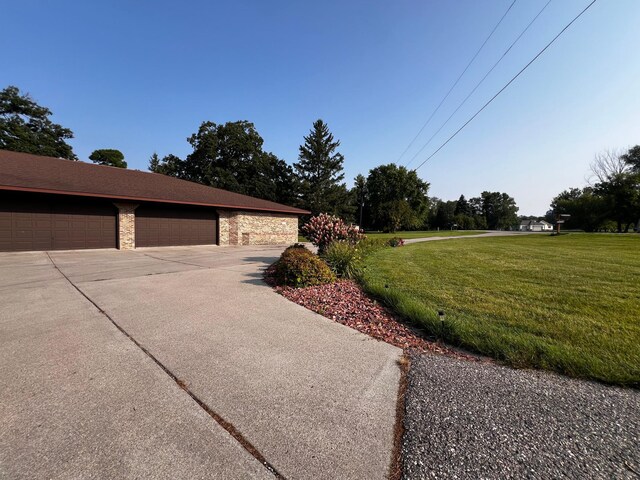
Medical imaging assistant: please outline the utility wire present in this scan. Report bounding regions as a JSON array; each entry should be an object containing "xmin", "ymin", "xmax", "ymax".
[
  {"xmin": 405, "ymin": 0, "xmax": 552, "ymax": 167},
  {"xmin": 395, "ymin": 0, "xmax": 517, "ymax": 164},
  {"xmin": 412, "ymin": 0, "xmax": 597, "ymax": 173}
]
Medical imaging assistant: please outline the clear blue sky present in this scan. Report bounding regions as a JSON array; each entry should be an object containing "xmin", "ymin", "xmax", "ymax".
[{"xmin": 2, "ymin": 0, "xmax": 639, "ymax": 215}]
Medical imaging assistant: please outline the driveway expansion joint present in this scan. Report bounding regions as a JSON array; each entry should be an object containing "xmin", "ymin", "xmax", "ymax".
[
  {"xmin": 141, "ymin": 252, "xmax": 208, "ymax": 268},
  {"xmin": 45, "ymin": 251, "xmax": 287, "ymax": 479}
]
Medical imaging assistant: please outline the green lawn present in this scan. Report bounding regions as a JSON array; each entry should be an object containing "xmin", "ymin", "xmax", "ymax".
[
  {"xmin": 298, "ymin": 230, "xmax": 486, "ymax": 242},
  {"xmin": 360, "ymin": 233, "xmax": 640, "ymax": 386}
]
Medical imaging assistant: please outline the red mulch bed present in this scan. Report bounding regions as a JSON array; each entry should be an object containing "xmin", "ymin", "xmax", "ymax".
[{"xmin": 265, "ymin": 265, "xmax": 478, "ymax": 361}]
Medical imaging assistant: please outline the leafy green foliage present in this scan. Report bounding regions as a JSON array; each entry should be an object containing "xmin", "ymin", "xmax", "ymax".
[
  {"xmin": 431, "ymin": 199, "xmax": 457, "ymax": 229},
  {"xmin": 550, "ymin": 146, "xmax": 640, "ymax": 233},
  {"xmin": 294, "ymin": 119, "xmax": 351, "ymax": 217},
  {"xmin": 594, "ymin": 173, "xmax": 640, "ymax": 233},
  {"xmin": 365, "ymin": 163, "xmax": 430, "ymax": 231},
  {"xmin": 386, "ymin": 237, "xmax": 404, "ymax": 247},
  {"xmin": 322, "ymin": 241, "xmax": 362, "ymax": 279},
  {"xmin": 274, "ymin": 245, "xmax": 336, "ymax": 288},
  {"xmin": 149, "ymin": 121, "xmax": 297, "ymax": 205},
  {"xmin": 321, "ymin": 235, "xmax": 405, "ymax": 279},
  {"xmin": 621, "ymin": 145, "xmax": 640, "ymax": 173},
  {"xmin": 360, "ymin": 234, "xmax": 640, "ymax": 386},
  {"xmin": 0, "ymin": 85, "xmax": 76, "ymax": 160},
  {"xmin": 480, "ymin": 191, "xmax": 519, "ymax": 230},
  {"xmin": 356, "ymin": 237, "xmax": 389, "ymax": 255},
  {"xmin": 430, "ymin": 192, "xmax": 517, "ymax": 230},
  {"xmin": 89, "ymin": 149, "xmax": 127, "ymax": 168},
  {"xmin": 550, "ymin": 187, "xmax": 608, "ymax": 231}
]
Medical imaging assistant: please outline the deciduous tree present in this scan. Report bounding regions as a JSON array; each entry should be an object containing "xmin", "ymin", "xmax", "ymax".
[
  {"xmin": 0, "ymin": 85, "xmax": 76, "ymax": 159},
  {"xmin": 587, "ymin": 148, "xmax": 640, "ymax": 232},
  {"xmin": 550, "ymin": 187, "xmax": 607, "ymax": 232},
  {"xmin": 148, "ymin": 121, "xmax": 297, "ymax": 205},
  {"xmin": 365, "ymin": 163, "xmax": 429, "ymax": 231},
  {"xmin": 621, "ymin": 145, "xmax": 640, "ymax": 173},
  {"xmin": 480, "ymin": 191, "xmax": 519, "ymax": 230}
]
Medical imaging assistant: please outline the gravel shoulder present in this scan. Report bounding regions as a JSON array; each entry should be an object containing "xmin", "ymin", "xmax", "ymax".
[{"xmin": 403, "ymin": 354, "xmax": 640, "ymax": 479}]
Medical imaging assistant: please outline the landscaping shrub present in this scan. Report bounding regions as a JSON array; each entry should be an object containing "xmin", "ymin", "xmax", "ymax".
[
  {"xmin": 285, "ymin": 243, "xmax": 307, "ymax": 251},
  {"xmin": 301, "ymin": 213, "xmax": 365, "ymax": 253},
  {"xmin": 357, "ymin": 237, "xmax": 389, "ymax": 256},
  {"xmin": 322, "ymin": 241, "xmax": 362, "ymax": 279},
  {"xmin": 387, "ymin": 237, "xmax": 405, "ymax": 247},
  {"xmin": 274, "ymin": 246, "xmax": 335, "ymax": 288}
]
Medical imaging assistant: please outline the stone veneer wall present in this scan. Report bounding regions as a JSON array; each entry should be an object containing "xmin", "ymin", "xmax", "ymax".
[
  {"xmin": 217, "ymin": 210, "xmax": 298, "ymax": 246},
  {"xmin": 113, "ymin": 203, "xmax": 138, "ymax": 250}
]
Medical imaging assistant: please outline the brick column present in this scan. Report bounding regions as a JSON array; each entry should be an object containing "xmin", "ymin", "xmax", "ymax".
[
  {"xmin": 114, "ymin": 203, "xmax": 138, "ymax": 250},
  {"xmin": 217, "ymin": 210, "xmax": 239, "ymax": 246}
]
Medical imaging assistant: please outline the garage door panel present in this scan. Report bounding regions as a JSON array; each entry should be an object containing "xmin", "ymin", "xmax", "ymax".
[
  {"xmin": 0, "ymin": 192, "xmax": 116, "ymax": 252},
  {"xmin": 135, "ymin": 205, "xmax": 217, "ymax": 247}
]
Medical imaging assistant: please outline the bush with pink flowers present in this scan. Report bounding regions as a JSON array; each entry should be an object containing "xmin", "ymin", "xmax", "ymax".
[{"xmin": 301, "ymin": 213, "xmax": 365, "ymax": 253}]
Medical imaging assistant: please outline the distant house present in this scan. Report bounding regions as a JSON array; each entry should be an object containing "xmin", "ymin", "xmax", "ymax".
[{"xmin": 519, "ymin": 220, "xmax": 553, "ymax": 232}]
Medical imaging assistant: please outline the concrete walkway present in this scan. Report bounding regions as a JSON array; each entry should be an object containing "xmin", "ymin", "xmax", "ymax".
[{"xmin": 0, "ymin": 246, "xmax": 401, "ymax": 479}]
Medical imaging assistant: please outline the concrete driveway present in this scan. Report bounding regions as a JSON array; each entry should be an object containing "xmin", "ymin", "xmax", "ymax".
[{"xmin": 0, "ymin": 246, "xmax": 401, "ymax": 479}]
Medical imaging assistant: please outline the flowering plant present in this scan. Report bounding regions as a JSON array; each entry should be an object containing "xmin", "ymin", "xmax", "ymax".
[{"xmin": 301, "ymin": 213, "xmax": 365, "ymax": 253}]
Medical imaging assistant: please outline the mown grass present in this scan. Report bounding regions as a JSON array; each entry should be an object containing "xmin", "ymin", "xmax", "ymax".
[
  {"xmin": 298, "ymin": 230, "xmax": 486, "ymax": 242},
  {"xmin": 360, "ymin": 233, "xmax": 640, "ymax": 387}
]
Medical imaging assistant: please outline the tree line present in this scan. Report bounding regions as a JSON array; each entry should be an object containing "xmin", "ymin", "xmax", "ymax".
[
  {"xmin": 0, "ymin": 86, "xmax": 127, "ymax": 168},
  {"xmin": 547, "ymin": 147, "xmax": 640, "ymax": 233},
  {"xmin": 1, "ymin": 84, "xmax": 521, "ymax": 231},
  {"xmin": 147, "ymin": 121, "xmax": 519, "ymax": 231}
]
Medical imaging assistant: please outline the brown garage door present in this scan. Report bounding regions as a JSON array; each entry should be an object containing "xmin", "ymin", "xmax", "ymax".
[
  {"xmin": 0, "ymin": 191, "xmax": 117, "ymax": 251},
  {"xmin": 135, "ymin": 204, "xmax": 218, "ymax": 247}
]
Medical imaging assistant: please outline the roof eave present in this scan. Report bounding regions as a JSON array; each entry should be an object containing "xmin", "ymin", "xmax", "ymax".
[{"xmin": 0, "ymin": 185, "xmax": 310, "ymax": 215}]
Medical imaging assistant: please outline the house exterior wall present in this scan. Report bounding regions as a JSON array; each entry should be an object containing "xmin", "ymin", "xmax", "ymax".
[
  {"xmin": 114, "ymin": 203, "xmax": 138, "ymax": 250},
  {"xmin": 217, "ymin": 210, "xmax": 298, "ymax": 246},
  {"xmin": 521, "ymin": 222, "xmax": 553, "ymax": 232}
]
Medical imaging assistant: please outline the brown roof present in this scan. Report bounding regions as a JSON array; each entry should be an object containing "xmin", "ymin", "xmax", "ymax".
[{"xmin": 0, "ymin": 150, "xmax": 308, "ymax": 215}]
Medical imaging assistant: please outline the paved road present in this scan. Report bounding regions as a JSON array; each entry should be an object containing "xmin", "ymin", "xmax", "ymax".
[
  {"xmin": 402, "ymin": 354, "xmax": 640, "ymax": 479},
  {"xmin": 404, "ymin": 231, "xmax": 542, "ymax": 244},
  {"xmin": 0, "ymin": 246, "xmax": 401, "ymax": 479}
]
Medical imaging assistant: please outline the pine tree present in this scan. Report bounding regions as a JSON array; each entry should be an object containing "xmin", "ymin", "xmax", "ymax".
[
  {"xmin": 89, "ymin": 149, "xmax": 127, "ymax": 168},
  {"xmin": 454, "ymin": 195, "xmax": 471, "ymax": 216},
  {"xmin": 294, "ymin": 119, "xmax": 351, "ymax": 217}
]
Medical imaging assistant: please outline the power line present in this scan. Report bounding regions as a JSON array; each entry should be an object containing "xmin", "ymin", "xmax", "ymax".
[
  {"xmin": 394, "ymin": 0, "xmax": 518, "ymax": 164},
  {"xmin": 405, "ymin": 0, "xmax": 552, "ymax": 167},
  {"xmin": 412, "ymin": 0, "xmax": 597, "ymax": 174}
]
